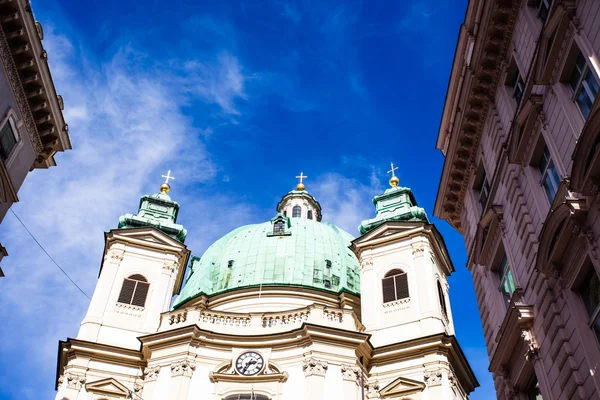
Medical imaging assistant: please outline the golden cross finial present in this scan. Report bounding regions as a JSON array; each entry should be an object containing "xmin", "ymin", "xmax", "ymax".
[
  {"xmin": 387, "ymin": 162, "xmax": 400, "ymax": 188},
  {"xmin": 295, "ymin": 171, "xmax": 307, "ymax": 191},
  {"xmin": 160, "ymin": 169, "xmax": 175, "ymax": 194}
]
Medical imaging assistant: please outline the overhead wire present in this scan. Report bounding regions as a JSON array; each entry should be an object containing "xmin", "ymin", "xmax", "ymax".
[{"xmin": 9, "ymin": 208, "xmax": 91, "ymax": 300}]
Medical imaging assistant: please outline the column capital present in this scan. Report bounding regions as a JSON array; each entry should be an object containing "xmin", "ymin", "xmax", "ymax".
[
  {"xmin": 144, "ymin": 365, "xmax": 161, "ymax": 382},
  {"xmin": 341, "ymin": 364, "xmax": 360, "ymax": 382},
  {"xmin": 171, "ymin": 358, "xmax": 196, "ymax": 377},
  {"xmin": 302, "ymin": 357, "xmax": 328, "ymax": 377}
]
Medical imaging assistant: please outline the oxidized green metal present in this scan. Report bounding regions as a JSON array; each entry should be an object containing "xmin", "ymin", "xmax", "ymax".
[
  {"xmin": 174, "ymin": 217, "xmax": 360, "ymax": 307},
  {"xmin": 358, "ymin": 185, "xmax": 428, "ymax": 234},
  {"xmin": 118, "ymin": 191, "xmax": 187, "ymax": 242}
]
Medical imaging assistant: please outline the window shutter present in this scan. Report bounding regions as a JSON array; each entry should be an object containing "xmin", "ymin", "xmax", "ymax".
[
  {"xmin": 395, "ymin": 273, "xmax": 409, "ymax": 299},
  {"xmin": 382, "ymin": 277, "xmax": 396, "ymax": 303},
  {"xmin": 132, "ymin": 282, "xmax": 149, "ymax": 307},
  {"xmin": 118, "ymin": 279, "xmax": 136, "ymax": 304}
]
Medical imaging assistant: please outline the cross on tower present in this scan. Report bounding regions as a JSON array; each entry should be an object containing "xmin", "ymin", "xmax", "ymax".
[
  {"xmin": 387, "ymin": 162, "xmax": 398, "ymax": 177},
  {"xmin": 162, "ymin": 169, "xmax": 175, "ymax": 184},
  {"xmin": 296, "ymin": 172, "xmax": 307, "ymax": 183}
]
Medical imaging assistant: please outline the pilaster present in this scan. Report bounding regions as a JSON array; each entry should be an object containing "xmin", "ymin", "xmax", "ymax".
[
  {"xmin": 302, "ymin": 357, "xmax": 327, "ymax": 400},
  {"xmin": 341, "ymin": 364, "xmax": 360, "ymax": 399},
  {"xmin": 142, "ymin": 365, "xmax": 161, "ymax": 399},
  {"xmin": 168, "ymin": 358, "xmax": 196, "ymax": 400}
]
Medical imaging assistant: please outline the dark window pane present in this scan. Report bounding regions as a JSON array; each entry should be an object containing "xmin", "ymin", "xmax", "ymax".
[
  {"xmin": 382, "ymin": 277, "xmax": 396, "ymax": 303},
  {"xmin": 580, "ymin": 269, "xmax": 600, "ymax": 318},
  {"xmin": 0, "ymin": 122, "xmax": 16, "ymax": 160},
  {"xmin": 395, "ymin": 273, "xmax": 409, "ymax": 299},
  {"xmin": 131, "ymin": 282, "xmax": 149, "ymax": 307},
  {"xmin": 438, "ymin": 281, "xmax": 447, "ymax": 316},
  {"xmin": 118, "ymin": 279, "xmax": 136, "ymax": 304},
  {"xmin": 292, "ymin": 206, "xmax": 301, "ymax": 218}
]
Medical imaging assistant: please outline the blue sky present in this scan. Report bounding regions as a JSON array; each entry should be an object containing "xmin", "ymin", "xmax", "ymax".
[{"xmin": 0, "ymin": 0, "xmax": 496, "ymax": 398}]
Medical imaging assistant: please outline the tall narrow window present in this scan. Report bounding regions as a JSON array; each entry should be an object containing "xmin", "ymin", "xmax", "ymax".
[
  {"xmin": 117, "ymin": 274, "xmax": 150, "ymax": 307},
  {"xmin": 307, "ymin": 210, "xmax": 313, "ymax": 220},
  {"xmin": 0, "ymin": 116, "xmax": 19, "ymax": 160},
  {"xmin": 534, "ymin": 0, "xmax": 551, "ymax": 22},
  {"xmin": 511, "ymin": 70, "xmax": 525, "ymax": 104},
  {"xmin": 568, "ymin": 50, "xmax": 599, "ymax": 119},
  {"xmin": 474, "ymin": 166, "xmax": 490, "ymax": 210},
  {"xmin": 437, "ymin": 281, "xmax": 448, "ymax": 317},
  {"xmin": 538, "ymin": 145, "xmax": 560, "ymax": 203},
  {"xmin": 498, "ymin": 256, "xmax": 516, "ymax": 304},
  {"xmin": 292, "ymin": 205, "xmax": 301, "ymax": 218},
  {"xmin": 578, "ymin": 264, "xmax": 600, "ymax": 342},
  {"xmin": 273, "ymin": 220, "xmax": 286, "ymax": 235},
  {"xmin": 382, "ymin": 269, "xmax": 409, "ymax": 303}
]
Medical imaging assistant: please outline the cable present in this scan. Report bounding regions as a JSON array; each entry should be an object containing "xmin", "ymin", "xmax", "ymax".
[{"xmin": 9, "ymin": 208, "xmax": 91, "ymax": 300}]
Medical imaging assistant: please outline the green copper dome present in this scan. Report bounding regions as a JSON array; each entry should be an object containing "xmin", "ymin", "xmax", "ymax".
[{"xmin": 175, "ymin": 216, "xmax": 360, "ymax": 307}]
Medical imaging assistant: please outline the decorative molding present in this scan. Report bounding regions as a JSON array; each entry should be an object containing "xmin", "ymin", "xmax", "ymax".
[
  {"xmin": 163, "ymin": 260, "xmax": 178, "ymax": 274},
  {"xmin": 424, "ymin": 370, "xmax": 442, "ymax": 387},
  {"xmin": 411, "ymin": 246, "xmax": 425, "ymax": 256},
  {"xmin": 115, "ymin": 302, "xmax": 144, "ymax": 317},
  {"xmin": 522, "ymin": 328, "xmax": 540, "ymax": 361},
  {"xmin": 144, "ymin": 365, "xmax": 161, "ymax": 382},
  {"xmin": 171, "ymin": 359, "xmax": 196, "ymax": 377},
  {"xmin": 382, "ymin": 297, "xmax": 411, "ymax": 308},
  {"xmin": 359, "ymin": 259, "xmax": 373, "ymax": 271},
  {"xmin": 341, "ymin": 364, "xmax": 360, "ymax": 382},
  {"xmin": 365, "ymin": 381, "xmax": 380, "ymax": 399},
  {"xmin": 302, "ymin": 357, "xmax": 328, "ymax": 377},
  {"xmin": 0, "ymin": 19, "xmax": 42, "ymax": 154},
  {"xmin": 60, "ymin": 372, "xmax": 86, "ymax": 390}
]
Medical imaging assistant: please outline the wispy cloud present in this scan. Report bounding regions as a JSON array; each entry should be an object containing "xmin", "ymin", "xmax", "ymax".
[{"xmin": 0, "ymin": 28, "xmax": 254, "ymax": 399}]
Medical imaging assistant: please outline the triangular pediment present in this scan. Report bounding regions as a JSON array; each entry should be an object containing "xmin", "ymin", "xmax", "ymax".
[
  {"xmin": 85, "ymin": 377, "xmax": 130, "ymax": 396},
  {"xmin": 354, "ymin": 221, "xmax": 427, "ymax": 245},
  {"xmin": 379, "ymin": 376, "xmax": 426, "ymax": 398}
]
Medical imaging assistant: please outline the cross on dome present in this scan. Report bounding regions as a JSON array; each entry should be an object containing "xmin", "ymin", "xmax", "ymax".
[
  {"xmin": 160, "ymin": 169, "xmax": 175, "ymax": 194},
  {"xmin": 295, "ymin": 171, "xmax": 307, "ymax": 191},
  {"xmin": 387, "ymin": 162, "xmax": 400, "ymax": 187}
]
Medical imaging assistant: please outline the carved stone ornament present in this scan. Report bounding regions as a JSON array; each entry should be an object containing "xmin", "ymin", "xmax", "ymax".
[
  {"xmin": 163, "ymin": 260, "xmax": 178, "ymax": 274},
  {"xmin": 424, "ymin": 370, "xmax": 442, "ymax": 387},
  {"xmin": 359, "ymin": 259, "xmax": 373, "ymax": 271},
  {"xmin": 60, "ymin": 372, "xmax": 86, "ymax": 390},
  {"xmin": 341, "ymin": 364, "xmax": 360, "ymax": 382},
  {"xmin": 412, "ymin": 246, "xmax": 425, "ymax": 256},
  {"xmin": 171, "ymin": 359, "xmax": 196, "ymax": 377},
  {"xmin": 522, "ymin": 328, "xmax": 540, "ymax": 361},
  {"xmin": 134, "ymin": 383, "xmax": 143, "ymax": 394},
  {"xmin": 302, "ymin": 357, "xmax": 328, "ymax": 377},
  {"xmin": 365, "ymin": 381, "xmax": 380, "ymax": 399},
  {"xmin": 106, "ymin": 250, "xmax": 124, "ymax": 263},
  {"xmin": 144, "ymin": 365, "xmax": 161, "ymax": 382}
]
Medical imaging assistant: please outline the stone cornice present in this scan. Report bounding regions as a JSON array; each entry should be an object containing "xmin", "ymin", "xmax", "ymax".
[
  {"xmin": 435, "ymin": 0, "xmax": 520, "ymax": 231},
  {"xmin": 0, "ymin": 0, "xmax": 70, "ymax": 168}
]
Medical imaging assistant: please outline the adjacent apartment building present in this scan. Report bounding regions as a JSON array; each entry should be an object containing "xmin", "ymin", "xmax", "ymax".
[
  {"xmin": 435, "ymin": 0, "xmax": 600, "ymax": 399},
  {"xmin": 0, "ymin": 0, "xmax": 70, "ymax": 276}
]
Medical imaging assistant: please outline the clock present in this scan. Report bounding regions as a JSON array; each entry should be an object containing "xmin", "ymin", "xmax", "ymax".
[{"xmin": 235, "ymin": 351, "xmax": 265, "ymax": 376}]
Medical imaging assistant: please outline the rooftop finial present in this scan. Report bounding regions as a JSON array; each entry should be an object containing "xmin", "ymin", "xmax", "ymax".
[
  {"xmin": 160, "ymin": 169, "xmax": 175, "ymax": 194},
  {"xmin": 295, "ymin": 171, "xmax": 307, "ymax": 191},
  {"xmin": 387, "ymin": 162, "xmax": 399, "ymax": 188}
]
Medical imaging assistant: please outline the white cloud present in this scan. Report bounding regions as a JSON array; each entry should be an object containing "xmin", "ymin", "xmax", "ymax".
[
  {"xmin": 0, "ymin": 30, "xmax": 254, "ymax": 399},
  {"xmin": 312, "ymin": 169, "xmax": 384, "ymax": 236}
]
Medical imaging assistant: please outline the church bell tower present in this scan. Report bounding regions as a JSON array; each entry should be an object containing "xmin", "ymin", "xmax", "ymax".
[
  {"xmin": 77, "ymin": 172, "xmax": 190, "ymax": 350},
  {"xmin": 351, "ymin": 164, "xmax": 476, "ymax": 399}
]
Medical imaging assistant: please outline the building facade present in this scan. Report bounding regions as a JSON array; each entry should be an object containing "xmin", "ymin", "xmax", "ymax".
[
  {"xmin": 55, "ymin": 176, "xmax": 478, "ymax": 400},
  {"xmin": 435, "ymin": 0, "xmax": 600, "ymax": 398},
  {"xmin": 0, "ymin": 0, "xmax": 71, "ymax": 275}
]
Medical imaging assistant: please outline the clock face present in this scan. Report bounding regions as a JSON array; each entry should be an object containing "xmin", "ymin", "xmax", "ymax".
[{"xmin": 235, "ymin": 351, "xmax": 265, "ymax": 376}]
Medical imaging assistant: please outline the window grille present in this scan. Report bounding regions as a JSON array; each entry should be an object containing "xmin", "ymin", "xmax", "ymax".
[
  {"xmin": 292, "ymin": 206, "xmax": 301, "ymax": 218},
  {"xmin": 273, "ymin": 220, "xmax": 286, "ymax": 235},
  {"xmin": 307, "ymin": 210, "xmax": 313, "ymax": 220},
  {"xmin": 382, "ymin": 269, "xmax": 409, "ymax": 303},
  {"xmin": 117, "ymin": 274, "xmax": 149, "ymax": 307}
]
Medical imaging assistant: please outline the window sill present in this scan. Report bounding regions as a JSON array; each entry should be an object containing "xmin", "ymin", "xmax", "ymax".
[
  {"xmin": 115, "ymin": 302, "xmax": 145, "ymax": 317},
  {"xmin": 382, "ymin": 297, "xmax": 411, "ymax": 308}
]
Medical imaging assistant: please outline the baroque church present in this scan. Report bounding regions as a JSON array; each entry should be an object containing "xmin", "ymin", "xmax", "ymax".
[{"xmin": 55, "ymin": 168, "xmax": 478, "ymax": 400}]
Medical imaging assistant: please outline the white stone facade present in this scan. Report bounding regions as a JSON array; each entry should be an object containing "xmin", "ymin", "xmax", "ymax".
[{"xmin": 56, "ymin": 215, "xmax": 476, "ymax": 399}]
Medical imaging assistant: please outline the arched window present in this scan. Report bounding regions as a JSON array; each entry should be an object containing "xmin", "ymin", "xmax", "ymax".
[
  {"xmin": 292, "ymin": 205, "xmax": 301, "ymax": 218},
  {"xmin": 382, "ymin": 269, "xmax": 409, "ymax": 303},
  {"xmin": 307, "ymin": 210, "xmax": 313, "ymax": 220},
  {"xmin": 225, "ymin": 395, "xmax": 269, "ymax": 400},
  {"xmin": 117, "ymin": 274, "xmax": 149, "ymax": 307},
  {"xmin": 437, "ymin": 281, "xmax": 447, "ymax": 316},
  {"xmin": 273, "ymin": 220, "xmax": 286, "ymax": 235}
]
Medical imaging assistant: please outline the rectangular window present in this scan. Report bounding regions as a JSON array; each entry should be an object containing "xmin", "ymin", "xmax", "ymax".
[
  {"xmin": 535, "ymin": 0, "xmax": 551, "ymax": 23},
  {"xmin": 568, "ymin": 51, "xmax": 599, "ymax": 119},
  {"xmin": 512, "ymin": 71, "xmax": 525, "ymax": 104},
  {"xmin": 479, "ymin": 177, "xmax": 490, "ymax": 209},
  {"xmin": 498, "ymin": 256, "xmax": 516, "ymax": 304},
  {"xmin": 538, "ymin": 145, "xmax": 560, "ymax": 203},
  {"xmin": 579, "ymin": 267, "xmax": 600, "ymax": 342},
  {"xmin": 0, "ymin": 117, "xmax": 19, "ymax": 160}
]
